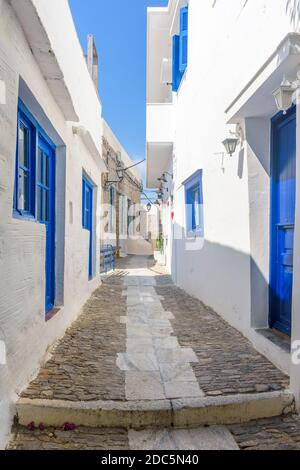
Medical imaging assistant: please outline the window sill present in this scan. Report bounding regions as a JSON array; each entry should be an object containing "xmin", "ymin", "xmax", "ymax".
[
  {"xmin": 46, "ymin": 307, "xmax": 62, "ymax": 322},
  {"xmin": 13, "ymin": 210, "xmax": 36, "ymax": 222},
  {"xmin": 186, "ymin": 229, "xmax": 204, "ymax": 238}
]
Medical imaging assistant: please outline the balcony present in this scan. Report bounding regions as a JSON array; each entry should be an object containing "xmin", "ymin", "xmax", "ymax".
[{"xmin": 146, "ymin": 103, "xmax": 174, "ymax": 188}]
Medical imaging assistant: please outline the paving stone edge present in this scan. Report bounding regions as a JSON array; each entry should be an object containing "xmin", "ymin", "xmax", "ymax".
[{"xmin": 16, "ymin": 390, "xmax": 295, "ymax": 429}]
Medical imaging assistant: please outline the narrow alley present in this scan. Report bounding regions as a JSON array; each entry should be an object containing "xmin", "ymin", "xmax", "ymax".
[
  {"xmin": 3, "ymin": 0, "xmax": 300, "ymax": 456},
  {"xmin": 7, "ymin": 256, "xmax": 300, "ymax": 450}
]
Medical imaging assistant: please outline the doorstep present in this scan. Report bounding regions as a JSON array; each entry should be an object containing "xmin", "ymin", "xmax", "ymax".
[
  {"xmin": 45, "ymin": 307, "xmax": 62, "ymax": 323},
  {"xmin": 251, "ymin": 327, "xmax": 291, "ymax": 375},
  {"xmin": 256, "ymin": 328, "xmax": 291, "ymax": 354}
]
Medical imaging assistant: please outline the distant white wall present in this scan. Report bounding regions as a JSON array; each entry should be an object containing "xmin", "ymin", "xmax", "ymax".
[{"xmin": 0, "ymin": 0, "xmax": 103, "ymax": 448}]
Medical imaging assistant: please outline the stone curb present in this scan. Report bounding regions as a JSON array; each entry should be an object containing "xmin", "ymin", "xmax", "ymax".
[
  {"xmin": 172, "ymin": 390, "xmax": 295, "ymax": 427},
  {"xmin": 16, "ymin": 390, "xmax": 295, "ymax": 429}
]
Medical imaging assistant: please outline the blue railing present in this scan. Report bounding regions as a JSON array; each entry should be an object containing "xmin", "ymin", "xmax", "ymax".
[{"xmin": 100, "ymin": 244, "xmax": 116, "ymax": 274}]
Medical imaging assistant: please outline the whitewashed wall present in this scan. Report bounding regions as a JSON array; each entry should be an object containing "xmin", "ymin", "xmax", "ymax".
[
  {"xmin": 148, "ymin": 0, "xmax": 300, "ymax": 376},
  {"xmin": 0, "ymin": 0, "xmax": 103, "ymax": 448}
]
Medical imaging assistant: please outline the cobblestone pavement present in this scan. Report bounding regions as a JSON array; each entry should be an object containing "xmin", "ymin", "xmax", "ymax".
[
  {"xmin": 155, "ymin": 278, "xmax": 289, "ymax": 396},
  {"xmin": 229, "ymin": 414, "xmax": 300, "ymax": 450},
  {"xmin": 7, "ymin": 425, "xmax": 237, "ymax": 451},
  {"xmin": 7, "ymin": 415, "xmax": 300, "ymax": 450},
  {"xmin": 7, "ymin": 426, "xmax": 129, "ymax": 450},
  {"xmin": 21, "ymin": 273, "xmax": 127, "ymax": 401},
  {"xmin": 21, "ymin": 255, "xmax": 288, "ymax": 402}
]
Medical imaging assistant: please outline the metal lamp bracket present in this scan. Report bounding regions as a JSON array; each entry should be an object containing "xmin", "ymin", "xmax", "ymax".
[{"xmin": 229, "ymin": 123, "xmax": 244, "ymax": 146}]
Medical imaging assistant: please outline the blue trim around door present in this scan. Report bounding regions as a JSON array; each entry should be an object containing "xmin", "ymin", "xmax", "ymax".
[
  {"xmin": 82, "ymin": 174, "xmax": 94, "ymax": 280},
  {"xmin": 269, "ymin": 106, "xmax": 296, "ymax": 336},
  {"xmin": 15, "ymin": 100, "xmax": 56, "ymax": 315},
  {"xmin": 37, "ymin": 134, "xmax": 56, "ymax": 313}
]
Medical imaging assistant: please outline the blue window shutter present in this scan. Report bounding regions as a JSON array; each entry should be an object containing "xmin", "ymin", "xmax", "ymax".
[
  {"xmin": 179, "ymin": 6, "xmax": 188, "ymax": 73},
  {"xmin": 82, "ymin": 179, "xmax": 86, "ymax": 227},
  {"xmin": 172, "ymin": 35, "xmax": 178, "ymax": 92},
  {"xmin": 172, "ymin": 35, "xmax": 183, "ymax": 92}
]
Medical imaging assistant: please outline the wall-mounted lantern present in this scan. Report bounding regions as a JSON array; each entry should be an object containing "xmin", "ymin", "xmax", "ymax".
[
  {"xmin": 146, "ymin": 203, "xmax": 152, "ymax": 212},
  {"xmin": 158, "ymin": 175, "xmax": 167, "ymax": 183},
  {"xmin": 222, "ymin": 137, "xmax": 239, "ymax": 157},
  {"xmin": 158, "ymin": 172, "xmax": 173, "ymax": 184},
  {"xmin": 273, "ymin": 80, "xmax": 294, "ymax": 115},
  {"xmin": 116, "ymin": 166, "xmax": 125, "ymax": 182}
]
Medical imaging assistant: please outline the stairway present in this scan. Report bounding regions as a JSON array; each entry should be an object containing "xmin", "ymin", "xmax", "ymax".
[{"xmin": 124, "ymin": 237, "xmax": 154, "ymax": 256}]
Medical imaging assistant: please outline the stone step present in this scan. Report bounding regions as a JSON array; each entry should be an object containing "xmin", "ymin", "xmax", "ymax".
[
  {"xmin": 128, "ymin": 426, "xmax": 239, "ymax": 450},
  {"xmin": 16, "ymin": 390, "xmax": 294, "ymax": 430},
  {"xmin": 8, "ymin": 424, "xmax": 239, "ymax": 450}
]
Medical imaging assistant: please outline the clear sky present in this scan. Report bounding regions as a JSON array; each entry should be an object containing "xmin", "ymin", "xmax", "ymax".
[{"xmin": 69, "ymin": 0, "xmax": 168, "ymax": 190}]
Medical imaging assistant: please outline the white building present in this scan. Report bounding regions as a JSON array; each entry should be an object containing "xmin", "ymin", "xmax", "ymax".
[
  {"xmin": 146, "ymin": 0, "xmax": 300, "ymax": 408},
  {"xmin": 0, "ymin": 0, "xmax": 107, "ymax": 447}
]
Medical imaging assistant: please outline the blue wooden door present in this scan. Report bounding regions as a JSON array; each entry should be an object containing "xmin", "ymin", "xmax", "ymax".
[
  {"xmin": 82, "ymin": 176, "xmax": 93, "ymax": 279},
  {"xmin": 37, "ymin": 136, "xmax": 55, "ymax": 313},
  {"xmin": 270, "ymin": 107, "xmax": 296, "ymax": 336}
]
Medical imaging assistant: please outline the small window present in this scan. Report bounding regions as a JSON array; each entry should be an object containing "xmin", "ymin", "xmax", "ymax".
[
  {"xmin": 127, "ymin": 199, "xmax": 135, "ymax": 236},
  {"xmin": 109, "ymin": 186, "xmax": 115, "ymax": 232},
  {"xmin": 184, "ymin": 170, "xmax": 204, "ymax": 235},
  {"xmin": 119, "ymin": 194, "xmax": 126, "ymax": 235},
  {"xmin": 14, "ymin": 111, "xmax": 36, "ymax": 216}
]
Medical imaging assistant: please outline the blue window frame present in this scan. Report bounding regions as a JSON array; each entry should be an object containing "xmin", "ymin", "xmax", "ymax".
[
  {"xmin": 14, "ymin": 99, "xmax": 56, "ymax": 314},
  {"xmin": 14, "ymin": 108, "xmax": 36, "ymax": 216},
  {"xmin": 14, "ymin": 100, "xmax": 56, "ymax": 219},
  {"xmin": 172, "ymin": 6, "xmax": 188, "ymax": 92},
  {"xmin": 184, "ymin": 170, "xmax": 204, "ymax": 235}
]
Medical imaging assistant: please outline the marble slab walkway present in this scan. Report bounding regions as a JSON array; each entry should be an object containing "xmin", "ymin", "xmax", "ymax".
[
  {"xmin": 21, "ymin": 255, "xmax": 288, "ymax": 403},
  {"xmin": 116, "ymin": 261, "xmax": 203, "ymax": 400}
]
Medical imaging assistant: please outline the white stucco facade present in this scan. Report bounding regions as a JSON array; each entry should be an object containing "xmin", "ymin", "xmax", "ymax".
[
  {"xmin": 146, "ymin": 0, "xmax": 300, "ymax": 407},
  {"xmin": 0, "ymin": 0, "xmax": 106, "ymax": 447}
]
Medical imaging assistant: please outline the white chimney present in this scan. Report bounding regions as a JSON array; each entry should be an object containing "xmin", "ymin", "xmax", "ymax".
[{"xmin": 87, "ymin": 34, "xmax": 99, "ymax": 90}]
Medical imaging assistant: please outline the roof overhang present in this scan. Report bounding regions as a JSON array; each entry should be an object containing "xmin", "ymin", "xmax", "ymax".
[
  {"xmin": 226, "ymin": 33, "xmax": 300, "ymax": 123},
  {"xmin": 10, "ymin": 0, "xmax": 79, "ymax": 122},
  {"xmin": 73, "ymin": 125, "xmax": 106, "ymax": 172},
  {"xmin": 147, "ymin": 142, "xmax": 173, "ymax": 188}
]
